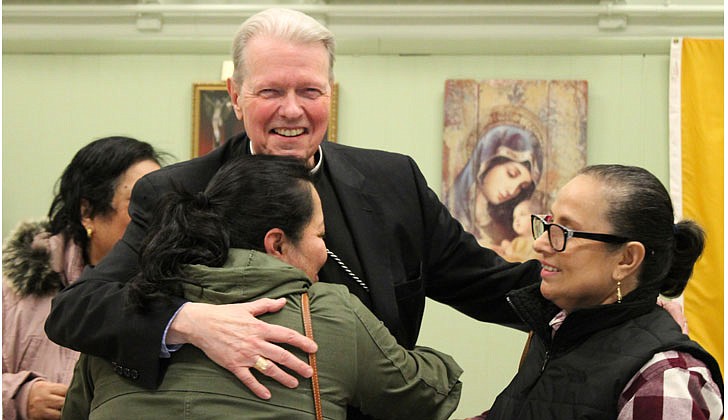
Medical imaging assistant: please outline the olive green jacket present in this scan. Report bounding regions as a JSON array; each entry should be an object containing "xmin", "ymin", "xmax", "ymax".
[{"xmin": 62, "ymin": 249, "xmax": 462, "ymax": 420}]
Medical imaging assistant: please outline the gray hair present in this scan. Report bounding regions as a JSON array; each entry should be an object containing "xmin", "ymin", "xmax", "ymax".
[{"xmin": 231, "ymin": 8, "xmax": 336, "ymax": 85}]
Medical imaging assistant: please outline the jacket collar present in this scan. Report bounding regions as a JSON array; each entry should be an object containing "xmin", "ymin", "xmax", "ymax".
[
  {"xmin": 507, "ymin": 283, "xmax": 659, "ymax": 350},
  {"xmin": 246, "ymin": 136, "xmax": 324, "ymax": 175}
]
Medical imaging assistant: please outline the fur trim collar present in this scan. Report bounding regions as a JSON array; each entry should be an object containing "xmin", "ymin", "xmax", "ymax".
[{"xmin": 3, "ymin": 220, "xmax": 64, "ymax": 296}]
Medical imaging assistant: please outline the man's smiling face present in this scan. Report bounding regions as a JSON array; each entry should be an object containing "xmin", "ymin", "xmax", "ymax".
[{"xmin": 230, "ymin": 35, "xmax": 331, "ymax": 167}]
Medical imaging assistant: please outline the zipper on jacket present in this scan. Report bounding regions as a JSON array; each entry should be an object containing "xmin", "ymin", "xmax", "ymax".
[
  {"xmin": 505, "ymin": 296, "xmax": 528, "ymax": 326},
  {"xmin": 506, "ymin": 296, "xmax": 554, "ymax": 375},
  {"xmin": 540, "ymin": 350, "xmax": 550, "ymax": 373}
]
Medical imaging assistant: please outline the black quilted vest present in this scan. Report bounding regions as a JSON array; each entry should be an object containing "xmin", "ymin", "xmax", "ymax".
[{"xmin": 487, "ymin": 284, "xmax": 723, "ymax": 420}]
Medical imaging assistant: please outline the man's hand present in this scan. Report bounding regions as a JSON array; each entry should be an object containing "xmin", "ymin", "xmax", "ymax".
[
  {"xmin": 167, "ymin": 298, "xmax": 318, "ymax": 399},
  {"xmin": 657, "ymin": 297, "xmax": 689, "ymax": 334},
  {"xmin": 27, "ymin": 381, "xmax": 67, "ymax": 420}
]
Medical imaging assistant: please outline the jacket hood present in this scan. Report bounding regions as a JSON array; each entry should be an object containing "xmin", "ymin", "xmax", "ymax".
[
  {"xmin": 3, "ymin": 220, "xmax": 64, "ymax": 296},
  {"xmin": 181, "ymin": 249, "xmax": 311, "ymax": 305}
]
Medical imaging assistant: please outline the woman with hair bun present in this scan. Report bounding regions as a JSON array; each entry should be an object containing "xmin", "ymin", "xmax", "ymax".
[
  {"xmin": 470, "ymin": 164, "xmax": 723, "ymax": 420},
  {"xmin": 3, "ymin": 136, "xmax": 163, "ymax": 420}
]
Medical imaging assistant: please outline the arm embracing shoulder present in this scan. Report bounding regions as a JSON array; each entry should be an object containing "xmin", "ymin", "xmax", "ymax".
[
  {"xmin": 44, "ymin": 175, "xmax": 185, "ymax": 389},
  {"xmin": 349, "ymin": 294, "xmax": 463, "ymax": 420}
]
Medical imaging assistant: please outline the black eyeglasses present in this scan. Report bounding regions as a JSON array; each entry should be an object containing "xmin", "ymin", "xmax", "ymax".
[{"xmin": 531, "ymin": 214, "xmax": 630, "ymax": 252}]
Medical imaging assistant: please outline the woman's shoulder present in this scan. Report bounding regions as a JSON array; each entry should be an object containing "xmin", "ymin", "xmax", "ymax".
[
  {"xmin": 306, "ymin": 283, "xmax": 388, "ymax": 338},
  {"xmin": 634, "ymin": 350, "xmax": 716, "ymax": 380},
  {"xmin": 619, "ymin": 350, "xmax": 723, "ymax": 418},
  {"xmin": 307, "ymin": 282, "xmax": 355, "ymax": 308},
  {"xmin": 304, "ymin": 283, "xmax": 369, "ymax": 332}
]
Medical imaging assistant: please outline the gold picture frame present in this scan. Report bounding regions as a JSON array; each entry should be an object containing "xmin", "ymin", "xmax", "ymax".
[
  {"xmin": 328, "ymin": 82, "xmax": 339, "ymax": 144},
  {"xmin": 192, "ymin": 82, "xmax": 340, "ymax": 158}
]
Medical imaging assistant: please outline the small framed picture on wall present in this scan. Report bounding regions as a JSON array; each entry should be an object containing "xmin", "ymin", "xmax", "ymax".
[
  {"xmin": 192, "ymin": 82, "xmax": 340, "ymax": 158},
  {"xmin": 191, "ymin": 83, "xmax": 245, "ymax": 158}
]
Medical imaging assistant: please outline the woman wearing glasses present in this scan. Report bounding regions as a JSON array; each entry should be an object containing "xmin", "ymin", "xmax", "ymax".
[{"xmin": 474, "ymin": 164, "xmax": 722, "ymax": 420}]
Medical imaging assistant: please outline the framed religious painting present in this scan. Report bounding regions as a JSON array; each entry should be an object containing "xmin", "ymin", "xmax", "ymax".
[
  {"xmin": 192, "ymin": 82, "xmax": 339, "ymax": 158},
  {"xmin": 191, "ymin": 83, "xmax": 245, "ymax": 158},
  {"xmin": 442, "ymin": 79, "xmax": 588, "ymax": 262}
]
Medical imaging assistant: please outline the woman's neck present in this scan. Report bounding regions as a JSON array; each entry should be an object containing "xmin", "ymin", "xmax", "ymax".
[{"xmin": 86, "ymin": 244, "xmax": 101, "ymax": 266}]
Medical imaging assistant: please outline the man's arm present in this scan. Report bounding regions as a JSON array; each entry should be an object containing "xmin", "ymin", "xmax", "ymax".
[
  {"xmin": 407, "ymin": 157, "xmax": 541, "ymax": 326},
  {"xmin": 45, "ymin": 215, "xmax": 181, "ymax": 389},
  {"xmin": 167, "ymin": 300, "xmax": 316, "ymax": 399},
  {"xmin": 45, "ymin": 173, "xmax": 316, "ymax": 393}
]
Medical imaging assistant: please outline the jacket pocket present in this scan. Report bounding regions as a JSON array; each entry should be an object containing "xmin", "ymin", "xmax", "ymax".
[
  {"xmin": 17, "ymin": 336, "xmax": 43, "ymax": 372},
  {"xmin": 394, "ymin": 264, "xmax": 424, "ymax": 302}
]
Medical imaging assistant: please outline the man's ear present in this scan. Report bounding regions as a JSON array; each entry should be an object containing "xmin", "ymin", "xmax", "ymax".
[
  {"xmin": 613, "ymin": 241, "xmax": 646, "ymax": 280},
  {"xmin": 226, "ymin": 77, "xmax": 244, "ymax": 120},
  {"xmin": 263, "ymin": 228, "xmax": 286, "ymax": 257}
]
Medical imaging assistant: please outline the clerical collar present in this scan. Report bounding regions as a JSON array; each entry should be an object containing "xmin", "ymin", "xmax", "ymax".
[{"xmin": 248, "ymin": 142, "xmax": 323, "ymax": 175}]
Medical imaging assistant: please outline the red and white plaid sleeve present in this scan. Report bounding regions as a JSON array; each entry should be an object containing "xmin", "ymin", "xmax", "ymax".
[{"xmin": 618, "ymin": 350, "xmax": 723, "ymax": 420}]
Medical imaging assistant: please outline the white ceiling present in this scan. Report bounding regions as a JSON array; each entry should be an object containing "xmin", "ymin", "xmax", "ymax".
[{"xmin": 2, "ymin": 1, "xmax": 723, "ymax": 54}]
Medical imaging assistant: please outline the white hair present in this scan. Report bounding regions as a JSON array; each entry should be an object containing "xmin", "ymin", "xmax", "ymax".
[{"xmin": 231, "ymin": 8, "xmax": 336, "ymax": 84}]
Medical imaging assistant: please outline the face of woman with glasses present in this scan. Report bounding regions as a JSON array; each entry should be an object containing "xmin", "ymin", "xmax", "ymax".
[{"xmin": 533, "ymin": 174, "xmax": 635, "ymax": 313}]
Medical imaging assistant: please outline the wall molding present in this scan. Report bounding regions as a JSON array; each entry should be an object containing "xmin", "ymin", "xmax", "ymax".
[{"xmin": 3, "ymin": 2, "xmax": 723, "ymax": 54}]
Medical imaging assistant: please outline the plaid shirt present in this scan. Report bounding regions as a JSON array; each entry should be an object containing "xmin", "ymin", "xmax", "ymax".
[
  {"xmin": 551, "ymin": 311, "xmax": 722, "ymax": 420},
  {"xmin": 618, "ymin": 350, "xmax": 723, "ymax": 420}
]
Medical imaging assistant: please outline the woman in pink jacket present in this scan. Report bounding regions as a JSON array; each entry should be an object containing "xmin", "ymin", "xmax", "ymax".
[{"xmin": 2, "ymin": 136, "xmax": 162, "ymax": 420}]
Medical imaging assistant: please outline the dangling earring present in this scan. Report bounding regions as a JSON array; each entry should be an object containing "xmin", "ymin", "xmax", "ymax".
[
  {"xmin": 616, "ymin": 280, "xmax": 622, "ymax": 304},
  {"xmin": 86, "ymin": 226, "xmax": 93, "ymax": 238}
]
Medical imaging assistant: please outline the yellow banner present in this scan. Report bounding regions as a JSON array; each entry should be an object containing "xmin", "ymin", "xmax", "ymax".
[{"xmin": 679, "ymin": 38, "xmax": 724, "ymax": 376}]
